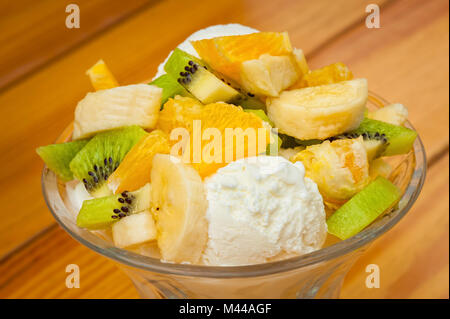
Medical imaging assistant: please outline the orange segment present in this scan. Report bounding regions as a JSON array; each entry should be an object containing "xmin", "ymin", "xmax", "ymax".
[
  {"xmin": 157, "ymin": 97, "xmax": 270, "ymax": 178},
  {"xmin": 157, "ymin": 96, "xmax": 203, "ymax": 134},
  {"xmin": 86, "ymin": 59, "xmax": 119, "ymax": 91},
  {"xmin": 107, "ymin": 130, "xmax": 170, "ymax": 193},
  {"xmin": 290, "ymin": 62, "xmax": 353, "ymax": 89},
  {"xmin": 192, "ymin": 32, "xmax": 293, "ymax": 82},
  {"xmin": 193, "ymin": 102, "xmax": 271, "ymax": 177}
]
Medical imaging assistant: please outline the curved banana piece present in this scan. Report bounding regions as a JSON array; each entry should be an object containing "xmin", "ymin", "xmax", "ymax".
[
  {"xmin": 267, "ymin": 79, "xmax": 368, "ymax": 140},
  {"xmin": 151, "ymin": 154, "xmax": 208, "ymax": 264}
]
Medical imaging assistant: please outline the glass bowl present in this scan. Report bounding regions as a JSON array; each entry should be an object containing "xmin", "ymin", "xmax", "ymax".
[{"xmin": 42, "ymin": 93, "xmax": 426, "ymax": 298}]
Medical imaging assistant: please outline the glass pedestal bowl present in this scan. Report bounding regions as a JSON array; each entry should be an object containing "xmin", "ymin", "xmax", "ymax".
[{"xmin": 42, "ymin": 93, "xmax": 426, "ymax": 299}]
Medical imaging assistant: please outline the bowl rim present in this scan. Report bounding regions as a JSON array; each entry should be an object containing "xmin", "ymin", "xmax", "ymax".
[{"xmin": 42, "ymin": 92, "xmax": 427, "ymax": 278}]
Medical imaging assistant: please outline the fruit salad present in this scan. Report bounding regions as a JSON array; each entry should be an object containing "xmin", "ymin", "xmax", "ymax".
[{"xmin": 37, "ymin": 24, "xmax": 417, "ymax": 266}]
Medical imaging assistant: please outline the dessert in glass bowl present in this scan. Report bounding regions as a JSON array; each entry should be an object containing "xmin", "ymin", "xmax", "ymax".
[{"xmin": 38, "ymin": 24, "xmax": 425, "ymax": 298}]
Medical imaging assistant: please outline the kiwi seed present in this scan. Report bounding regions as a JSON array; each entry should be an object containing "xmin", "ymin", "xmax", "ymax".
[{"xmin": 110, "ymin": 192, "xmax": 135, "ymax": 219}]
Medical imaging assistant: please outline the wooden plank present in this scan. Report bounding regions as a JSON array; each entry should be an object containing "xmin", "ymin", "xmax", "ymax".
[
  {"xmin": 1, "ymin": 154, "xmax": 447, "ymax": 299},
  {"xmin": 0, "ymin": 225, "xmax": 138, "ymax": 299},
  {"xmin": 307, "ymin": 0, "xmax": 449, "ymax": 160},
  {"xmin": 0, "ymin": 0, "xmax": 151, "ymax": 90},
  {"xmin": 0, "ymin": 0, "xmax": 387, "ymax": 259},
  {"xmin": 341, "ymin": 154, "xmax": 449, "ymax": 299}
]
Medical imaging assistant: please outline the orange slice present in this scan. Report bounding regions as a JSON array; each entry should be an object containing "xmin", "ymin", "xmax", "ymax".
[
  {"xmin": 157, "ymin": 96, "xmax": 203, "ymax": 134},
  {"xmin": 191, "ymin": 32, "xmax": 292, "ymax": 82},
  {"xmin": 290, "ymin": 62, "xmax": 353, "ymax": 89},
  {"xmin": 107, "ymin": 130, "xmax": 170, "ymax": 193},
  {"xmin": 157, "ymin": 97, "xmax": 270, "ymax": 178},
  {"xmin": 86, "ymin": 59, "xmax": 119, "ymax": 91},
  {"xmin": 194, "ymin": 102, "xmax": 270, "ymax": 177}
]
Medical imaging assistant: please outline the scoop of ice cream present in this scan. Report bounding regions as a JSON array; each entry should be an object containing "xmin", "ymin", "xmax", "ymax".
[
  {"xmin": 202, "ymin": 156, "xmax": 327, "ymax": 266},
  {"xmin": 153, "ymin": 24, "xmax": 258, "ymax": 80}
]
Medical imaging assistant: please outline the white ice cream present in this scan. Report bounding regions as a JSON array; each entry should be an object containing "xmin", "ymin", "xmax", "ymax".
[
  {"xmin": 153, "ymin": 24, "xmax": 258, "ymax": 80},
  {"xmin": 202, "ymin": 156, "xmax": 327, "ymax": 266},
  {"xmin": 66, "ymin": 181, "xmax": 92, "ymax": 217}
]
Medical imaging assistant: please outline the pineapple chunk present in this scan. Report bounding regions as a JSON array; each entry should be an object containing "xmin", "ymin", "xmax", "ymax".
[
  {"xmin": 73, "ymin": 84, "xmax": 161, "ymax": 140},
  {"xmin": 290, "ymin": 62, "xmax": 353, "ymax": 89},
  {"xmin": 292, "ymin": 48, "xmax": 309, "ymax": 76},
  {"xmin": 368, "ymin": 103, "xmax": 409, "ymax": 126},
  {"xmin": 112, "ymin": 211, "xmax": 157, "ymax": 248},
  {"xmin": 369, "ymin": 158, "xmax": 393, "ymax": 180},
  {"xmin": 240, "ymin": 54, "xmax": 300, "ymax": 97}
]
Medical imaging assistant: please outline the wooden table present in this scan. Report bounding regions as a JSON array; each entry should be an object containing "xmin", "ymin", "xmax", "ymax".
[{"xmin": 0, "ymin": 0, "xmax": 448, "ymax": 299}]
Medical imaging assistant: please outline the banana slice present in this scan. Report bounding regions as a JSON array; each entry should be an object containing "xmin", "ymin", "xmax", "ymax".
[
  {"xmin": 267, "ymin": 79, "xmax": 368, "ymax": 140},
  {"xmin": 73, "ymin": 84, "xmax": 161, "ymax": 140},
  {"xmin": 151, "ymin": 154, "xmax": 208, "ymax": 263}
]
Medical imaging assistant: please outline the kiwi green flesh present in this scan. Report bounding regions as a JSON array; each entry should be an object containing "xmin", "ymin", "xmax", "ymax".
[
  {"xmin": 327, "ymin": 176, "xmax": 401, "ymax": 240},
  {"xmin": 150, "ymin": 74, "xmax": 193, "ymax": 108},
  {"xmin": 277, "ymin": 134, "xmax": 321, "ymax": 148},
  {"xmin": 243, "ymin": 109, "xmax": 281, "ymax": 154},
  {"xmin": 362, "ymin": 139, "xmax": 388, "ymax": 161},
  {"xmin": 244, "ymin": 109, "xmax": 273, "ymax": 126},
  {"xmin": 76, "ymin": 185, "xmax": 150, "ymax": 230},
  {"xmin": 212, "ymin": 71, "xmax": 266, "ymax": 111},
  {"xmin": 69, "ymin": 126, "xmax": 147, "ymax": 197},
  {"xmin": 165, "ymin": 49, "xmax": 240, "ymax": 104},
  {"xmin": 347, "ymin": 118, "xmax": 417, "ymax": 156},
  {"xmin": 164, "ymin": 49, "xmax": 266, "ymax": 110},
  {"xmin": 36, "ymin": 139, "xmax": 89, "ymax": 181}
]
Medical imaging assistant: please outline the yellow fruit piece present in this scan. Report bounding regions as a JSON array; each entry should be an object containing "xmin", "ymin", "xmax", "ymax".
[
  {"xmin": 108, "ymin": 130, "xmax": 170, "ymax": 193},
  {"xmin": 369, "ymin": 158, "xmax": 393, "ymax": 180},
  {"xmin": 290, "ymin": 62, "xmax": 353, "ymax": 89},
  {"xmin": 194, "ymin": 102, "xmax": 270, "ymax": 177},
  {"xmin": 86, "ymin": 59, "xmax": 119, "ymax": 91},
  {"xmin": 292, "ymin": 48, "xmax": 310, "ymax": 76},
  {"xmin": 158, "ymin": 97, "xmax": 270, "ymax": 178},
  {"xmin": 192, "ymin": 32, "xmax": 292, "ymax": 82},
  {"xmin": 240, "ymin": 54, "xmax": 300, "ymax": 97},
  {"xmin": 157, "ymin": 96, "xmax": 203, "ymax": 134},
  {"xmin": 267, "ymin": 79, "xmax": 368, "ymax": 140},
  {"xmin": 291, "ymin": 137, "xmax": 370, "ymax": 202}
]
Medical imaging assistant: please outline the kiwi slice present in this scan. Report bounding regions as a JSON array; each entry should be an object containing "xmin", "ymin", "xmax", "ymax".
[
  {"xmin": 77, "ymin": 184, "xmax": 151, "ymax": 230},
  {"xmin": 330, "ymin": 131, "xmax": 389, "ymax": 161},
  {"xmin": 37, "ymin": 139, "xmax": 89, "ymax": 181},
  {"xmin": 347, "ymin": 118, "xmax": 417, "ymax": 156},
  {"xmin": 150, "ymin": 74, "xmax": 194, "ymax": 108},
  {"xmin": 70, "ymin": 126, "xmax": 147, "ymax": 197},
  {"xmin": 327, "ymin": 176, "xmax": 401, "ymax": 240},
  {"xmin": 214, "ymin": 73, "xmax": 266, "ymax": 110},
  {"xmin": 244, "ymin": 109, "xmax": 281, "ymax": 154},
  {"xmin": 164, "ymin": 49, "xmax": 266, "ymax": 109}
]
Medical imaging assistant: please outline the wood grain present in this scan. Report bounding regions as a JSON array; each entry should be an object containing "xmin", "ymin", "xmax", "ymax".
[
  {"xmin": 307, "ymin": 0, "xmax": 449, "ymax": 160},
  {"xmin": 0, "ymin": 225, "xmax": 138, "ymax": 299},
  {"xmin": 341, "ymin": 154, "xmax": 449, "ymax": 299},
  {"xmin": 0, "ymin": 0, "xmax": 151, "ymax": 90},
  {"xmin": 0, "ymin": 0, "xmax": 388, "ymax": 259}
]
